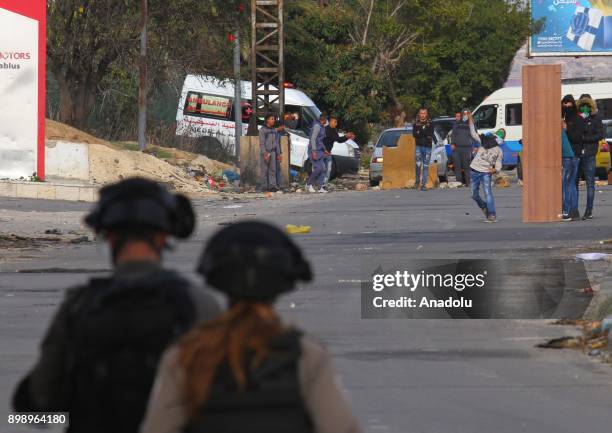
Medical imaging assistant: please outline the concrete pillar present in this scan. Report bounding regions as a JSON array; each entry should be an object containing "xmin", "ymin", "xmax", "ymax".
[{"xmin": 239, "ymin": 135, "xmax": 289, "ymax": 188}]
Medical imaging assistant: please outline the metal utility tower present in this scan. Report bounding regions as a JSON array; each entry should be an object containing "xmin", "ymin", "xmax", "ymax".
[{"xmin": 248, "ymin": 0, "xmax": 284, "ymax": 135}]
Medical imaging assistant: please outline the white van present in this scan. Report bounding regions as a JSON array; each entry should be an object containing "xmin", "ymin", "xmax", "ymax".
[
  {"xmin": 176, "ymin": 75, "xmax": 360, "ymax": 177},
  {"xmin": 472, "ymin": 81, "xmax": 612, "ymax": 168}
]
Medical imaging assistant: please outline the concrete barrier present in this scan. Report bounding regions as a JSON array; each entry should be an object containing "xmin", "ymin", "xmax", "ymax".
[
  {"xmin": 45, "ymin": 140, "xmax": 90, "ymax": 182},
  {"xmin": 0, "ymin": 180, "xmax": 98, "ymax": 202},
  {"xmin": 381, "ymin": 135, "xmax": 439, "ymax": 190}
]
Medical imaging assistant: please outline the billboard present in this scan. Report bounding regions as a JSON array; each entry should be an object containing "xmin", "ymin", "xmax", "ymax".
[
  {"xmin": 0, "ymin": 0, "xmax": 46, "ymax": 179},
  {"xmin": 530, "ymin": 0, "xmax": 612, "ymax": 56}
]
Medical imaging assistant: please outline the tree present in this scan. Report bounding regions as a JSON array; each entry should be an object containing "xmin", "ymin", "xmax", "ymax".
[
  {"xmin": 398, "ymin": 0, "xmax": 531, "ymax": 117},
  {"xmin": 347, "ymin": 0, "xmax": 418, "ymax": 126},
  {"xmin": 285, "ymin": 1, "xmax": 386, "ymax": 142},
  {"xmin": 47, "ymin": 0, "xmax": 240, "ymax": 129},
  {"xmin": 47, "ymin": 0, "xmax": 140, "ymax": 127}
]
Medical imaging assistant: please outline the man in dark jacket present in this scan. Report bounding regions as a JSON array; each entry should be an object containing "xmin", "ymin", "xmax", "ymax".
[
  {"xmin": 307, "ymin": 114, "xmax": 328, "ymax": 193},
  {"xmin": 259, "ymin": 114, "xmax": 284, "ymax": 192},
  {"xmin": 576, "ymin": 95, "xmax": 604, "ymax": 220},
  {"xmin": 322, "ymin": 116, "xmax": 355, "ymax": 187},
  {"xmin": 12, "ymin": 178, "xmax": 221, "ymax": 433},
  {"xmin": 451, "ymin": 109, "xmax": 477, "ymax": 187},
  {"xmin": 413, "ymin": 108, "xmax": 434, "ymax": 191},
  {"xmin": 561, "ymin": 94, "xmax": 584, "ymax": 221}
]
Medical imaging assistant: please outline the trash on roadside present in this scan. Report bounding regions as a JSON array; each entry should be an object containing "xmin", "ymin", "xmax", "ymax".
[
  {"xmin": 286, "ymin": 224, "xmax": 311, "ymax": 234},
  {"xmin": 354, "ymin": 183, "xmax": 368, "ymax": 191},
  {"xmin": 70, "ymin": 236, "xmax": 90, "ymax": 244},
  {"xmin": 494, "ymin": 176, "xmax": 510, "ymax": 188},
  {"xmin": 222, "ymin": 169, "xmax": 240, "ymax": 183},
  {"xmin": 537, "ymin": 336, "xmax": 583, "ymax": 349},
  {"xmin": 575, "ymin": 253, "xmax": 612, "ymax": 261}
]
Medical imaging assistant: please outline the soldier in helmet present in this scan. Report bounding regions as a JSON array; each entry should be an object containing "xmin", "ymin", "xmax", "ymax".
[
  {"xmin": 13, "ymin": 178, "xmax": 221, "ymax": 433},
  {"xmin": 141, "ymin": 221, "xmax": 361, "ymax": 433}
]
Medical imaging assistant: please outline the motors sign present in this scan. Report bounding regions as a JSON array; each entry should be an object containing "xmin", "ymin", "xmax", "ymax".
[
  {"xmin": 0, "ymin": 1, "xmax": 46, "ymax": 179},
  {"xmin": 530, "ymin": 0, "xmax": 612, "ymax": 56}
]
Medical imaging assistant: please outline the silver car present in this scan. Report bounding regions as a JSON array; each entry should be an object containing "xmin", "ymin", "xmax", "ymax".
[{"xmin": 368, "ymin": 126, "xmax": 449, "ymax": 187}]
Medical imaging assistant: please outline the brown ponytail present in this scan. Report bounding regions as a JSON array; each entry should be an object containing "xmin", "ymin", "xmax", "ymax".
[{"xmin": 178, "ymin": 302, "xmax": 285, "ymax": 418}]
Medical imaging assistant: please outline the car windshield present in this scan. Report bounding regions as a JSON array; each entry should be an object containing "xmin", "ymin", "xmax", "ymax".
[
  {"xmin": 606, "ymin": 124, "xmax": 612, "ymax": 139},
  {"xmin": 376, "ymin": 130, "xmax": 412, "ymax": 148}
]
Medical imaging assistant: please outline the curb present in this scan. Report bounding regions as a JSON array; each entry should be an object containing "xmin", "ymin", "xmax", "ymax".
[
  {"xmin": 583, "ymin": 263, "xmax": 612, "ymax": 320},
  {"xmin": 0, "ymin": 180, "xmax": 99, "ymax": 202}
]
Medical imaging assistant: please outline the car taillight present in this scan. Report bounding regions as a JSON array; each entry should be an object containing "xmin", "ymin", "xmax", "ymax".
[
  {"xmin": 373, "ymin": 157, "xmax": 383, "ymax": 163},
  {"xmin": 600, "ymin": 142, "xmax": 610, "ymax": 152}
]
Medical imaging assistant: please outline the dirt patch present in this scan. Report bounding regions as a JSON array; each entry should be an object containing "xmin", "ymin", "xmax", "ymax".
[
  {"xmin": 88, "ymin": 143, "xmax": 218, "ymax": 193},
  {"xmin": 46, "ymin": 119, "xmax": 117, "ymax": 148},
  {"xmin": 44, "ymin": 120, "xmax": 235, "ymax": 194},
  {"xmin": 0, "ymin": 233, "xmax": 64, "ymax": 249}
]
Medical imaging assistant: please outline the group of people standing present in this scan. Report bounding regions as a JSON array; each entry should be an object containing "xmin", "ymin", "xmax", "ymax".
[
  {"xmin": 259, "ymin": 113, "xmax": 355, "ymax": 194},
  {"xmin": 13, "ymin": 178, "xmax": 361, "ymax": 433},
  {"xmin": 561, "ymin": 93, "xmax": 605, "ymax": 221},
  {"xmin": 305, "ymin": 114, "xmax": 355, "ymax": 193}
]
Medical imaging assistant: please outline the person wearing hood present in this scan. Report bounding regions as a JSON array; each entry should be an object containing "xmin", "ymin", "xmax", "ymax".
[
  {"xmin": 576, "ymin": 95, "xmax": 604, "ymax": 220},
  {"xmin": 561, "ymin": 95, "xmax": 583, "ymax": 221},
  {"xmin": 469, "ymin": 129, "xmax": 505, "ymax": 223},
  {"xmin": 140, "ymin": 221, "xmax": 362, "ymax": 433}
]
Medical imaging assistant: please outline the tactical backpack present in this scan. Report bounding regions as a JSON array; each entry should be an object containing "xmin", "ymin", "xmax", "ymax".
[
  {"xmin": 185, "ymin": 329, "xmax": 313, "ymax": 433},
  {"xmin": 66, "ymin": 269, "xmax": 196, "ymax": 433}
]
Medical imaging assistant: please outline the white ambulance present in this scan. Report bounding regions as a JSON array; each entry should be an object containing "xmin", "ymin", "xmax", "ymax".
[{"xmin": 176, "ymin": 75, "xmax": 360, "ymax": 177}]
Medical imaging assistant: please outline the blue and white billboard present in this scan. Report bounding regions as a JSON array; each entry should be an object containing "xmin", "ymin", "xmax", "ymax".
[{"xmin": 530, "ymin": 0, "xmax": 612, "ymax": 56}]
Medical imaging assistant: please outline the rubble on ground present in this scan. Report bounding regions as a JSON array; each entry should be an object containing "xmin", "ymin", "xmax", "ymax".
[
  {"xmin": 538, "ymin": 318, "xmax": 611, "ymax": 355},
  {"xmin": 45, "ymin": 119, "xmax": 238, "ymax": 194},
  {"xmin": 494, "ymin": 175, "xmax": 511, "ymax": 188}
]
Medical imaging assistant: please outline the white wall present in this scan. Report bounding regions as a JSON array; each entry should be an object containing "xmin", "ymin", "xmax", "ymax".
[
  {"xmin": 0, "ymin": 8, "xmax": 38, "ymax": 179},
  {"xmin": 45, "ymin": 141, "xmax": 90, "ymax": 182}
]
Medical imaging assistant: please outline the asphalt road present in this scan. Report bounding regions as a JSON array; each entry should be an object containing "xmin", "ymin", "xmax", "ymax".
[{"xmin": 1, "ymin": 185, "xmax": 612, "ymax": 433}]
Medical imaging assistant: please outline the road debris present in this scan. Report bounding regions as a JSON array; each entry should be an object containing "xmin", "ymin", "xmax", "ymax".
[
  {"xmin": 575, "ymin": 253, "xmax": 612, "ymax": 261},
  {"xmin": 539, "ymin": 319, "xmax": 610, "ymax": 352},
  {"xmin": 286, "ymin": 224, "xmax": 311, "ymax": 234},
  {"xmin": 494, "ymin": 175, "xmax": 511, "ymax": 188}
]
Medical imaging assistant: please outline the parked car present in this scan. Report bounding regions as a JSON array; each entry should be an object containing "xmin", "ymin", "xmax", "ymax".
[
  {"xmin": 516, "ymin": 121, "xmax": 610, "ymax": 182},
  {"xmin": 368, "ymin": 126, "xmax": 448, "ymax": 187},
  {"xmin": 597, "ymin": 120, "xmax": 611, "ymax": 180}
]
